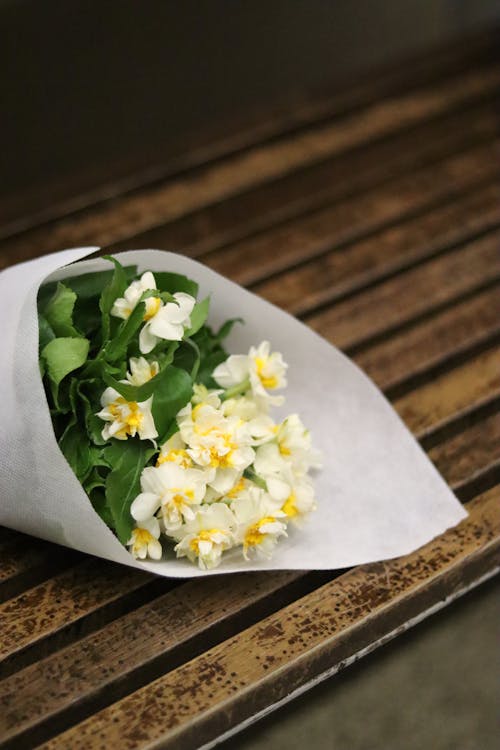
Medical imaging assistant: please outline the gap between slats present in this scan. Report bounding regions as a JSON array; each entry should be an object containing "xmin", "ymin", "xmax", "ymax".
[
  {"xmin": 1, "ymin": 60, "xmax": 499, "ymax": 266},
  {"xmin": 3, "ymin": 26, "xmax": 498, "ymax": 240},
  {"xmin": 31, "ymin": 485, "xmax": 500, "ymax": 750},
  {"xmin": 0, "ymin": 442, "xmax": 497, "ymax": 750}
]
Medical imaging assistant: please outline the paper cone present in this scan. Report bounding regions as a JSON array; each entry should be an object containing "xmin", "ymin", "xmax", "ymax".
[{"xmin": 0, "ymin": 247, "xmax": 466, "ymax": 576}]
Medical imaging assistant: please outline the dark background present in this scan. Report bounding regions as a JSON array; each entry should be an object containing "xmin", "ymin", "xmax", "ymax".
[{"xmin": 1, "ymin": 0, "xmax": 499, "ymax": 220}]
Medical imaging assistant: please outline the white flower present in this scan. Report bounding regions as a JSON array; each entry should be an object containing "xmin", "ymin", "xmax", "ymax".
[
  {"xmin": 178, "ymin": 402, "xmax": 255, "ymax": 494},
  {"xmin": 128, "ymin": 517, "xmax": 162, "ymax": 560},
  {"xmin": 111, "ymin": 271, "xmax": 158, "ymax": 320},
  {"xmin": 131, "ymin": 462, "xmax": 209, "ymax": 531},
  {"xmin": 275, "ymin": 414, "xmax": 322, "ymax": 473},
  {"xmin": 212, "ymin": 355, "xmax": 251, "ymax": 389},
  {"xmin": 139, "ymin": 292, "xmax": 195, "ymax": 354},
  {"xmin": 126, "ymin": 356, "xmax": 159, "ymax": 386},
  {"xmin": 156, "ymin": 431, "xmax": 193, "ymax": 469},
  {"xmin": 172, "ymin": 503, "xmax": 236, "ymax": 570},
  {"xmin": 191, "ymin": 383, "xmax": 223, "ymax": 409},
  {"xmin": 232, "ymin": 491, "xmax": 287, "ymax": 560},
  {"xmin": 213, "ymin": 341, "xmax": 287, "ymax": 407},
  {"xmin": 253, "ymin": 441, "xmax": 289, "ymax": 478},
  {"xmin": 221, "ymin": 396, "xmax": 276, "ymax": 445},
  {"xmin": 97, "ymin": 387, "xmax": 157, "ymax": 442},
  {"xmin": 265, "ymin": 465, "xmax": 317, "ymax": 522}
]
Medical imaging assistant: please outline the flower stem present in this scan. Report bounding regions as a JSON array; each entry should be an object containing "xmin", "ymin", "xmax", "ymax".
[{"xmin": 221, "ymin": 377, "xmax": 251, "ymax": 401}]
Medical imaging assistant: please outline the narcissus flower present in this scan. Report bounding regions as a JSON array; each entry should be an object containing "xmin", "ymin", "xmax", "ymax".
[
  {"xmin": 126, "ymin": 356, "xmax": 159, "ymax": 386},
  {"xmin": 128, "ymin": 517, "xmax": 162, "ymax": 560},
  {"xmin": 131, "ymin": 462, "xmax": 209, "ymax": 531},
  {"xmin": 232, "ymin": 491, "xmax": 287, "ymax": 560},
  {"xmin": 173, "ymin": 503, "xmax": 236, "ymax": 569},
  {"xmin": 213, "ymin": 340, "xmax": 287, "ymax": 407},
  {"xmin": 139, "ymin": 292, "xmax": 195, "ymax": 354},
  {"xmin": 111, "ymin": 271, "xmax": 158, "ymax": 320},
  {"xmin": 177, "ymin": 402, "xmax": 255, "ymax": 494},
  {"xmin": 97, "ymin": 387, "xmax": 157, "ymax": 442},
  {"xmin": 156, "ymin": 431, "xmax": 193, "ymax": 469}
]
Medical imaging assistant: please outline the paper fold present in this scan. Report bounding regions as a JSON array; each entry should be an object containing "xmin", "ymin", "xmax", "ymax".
[{"xmin": 0, "ymin": 248, "xmax": 467, "ymax": 576}]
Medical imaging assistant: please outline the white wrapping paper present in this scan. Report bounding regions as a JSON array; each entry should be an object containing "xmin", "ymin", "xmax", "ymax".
[{"xmin": 0, "ymin": 247, "xmax": 466, "ymax": 576}]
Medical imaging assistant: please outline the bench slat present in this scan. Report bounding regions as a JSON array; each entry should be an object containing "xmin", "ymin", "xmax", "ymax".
[
  {"xmin": 1, "ymin": 63, "xmax": 499, "ymax": 269},
  {"xmin": 203, "ymin": 140, "xmax": 499, "ymax": 286},
  {"xmin": 37, "ymin": 486, "xmax": 500, "ymax": 750},
  {"xmin": 307, "ymin": 229, "xmax": 500, "ymax": 350}
]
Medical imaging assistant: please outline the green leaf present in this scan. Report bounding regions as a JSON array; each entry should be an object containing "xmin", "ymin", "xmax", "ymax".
[
  {"xmin": 59, "ymin": 423, "xmax": 92, "ymax": 481},
  {"xmin": 104, "ymin": 439, "xmax": 148, "ymax": 544},
  {"xmin": 151, "ymin": 366, "xmax": 193, "ymax": 441},
  {"xmin": 42, "ymin": 337, "xmax": 89, "ymax": 387},
  {"xmin": 88, "ymin": 488, "xmax": 115, "ymax": 528},
  {"xmin": 186, "ymin": 297, "xmax": 210, "ymax": 337},
  {"xmin": 99, "ymin": 256, "xmax": 128, "ymax": 342},
  {"xmin": 103, "ymin": 289, "xmax": 158, "ymax": 362},
  {"xmin": 44, "ymin": 282, "xmax": 80, "ymax": 338},
  {"xmin": 214, "ymin": 317, "xmax": 243, "ymax": 343},
  {"xmin": 38, "ymin": 313, "xmax": 56, "ymax": 351},
  {"xmin": 196, "ymin": 350, "xmax": 229, "ymax": 388},
  {"xmin": 153, "ymin": 271, "xmax": 198, "ymax": 298},
  {"xmin": 38, "ymin": 265, "xmax": 138, "ymax": 309}
]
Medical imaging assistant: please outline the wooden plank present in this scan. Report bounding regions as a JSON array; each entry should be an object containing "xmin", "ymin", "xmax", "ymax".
[
  {"xmin": 354, "ymin": 284, "xmax": 500, "ymax": 394},
  {"xmin": 1, "ymin": 64, "xmax": 499, "ymax": 267},
  {"xmin": 203, "ymin": 140, "xmax": 499, "ymax": 286},
  {"xmin": 1, "ymin": 369, "xmax": 498, "ymax": 748},
  {"xmin": 306, "ymin": 229, "xmax": 500, "ymax": 351},
  {"xmin": 36, "ymin": 486, "xmax": 500, "ymax": 750},
  {"xmin": 429, "ymin": 411, "xmax": 500, "ymax": 495},
  {"xmin": 0, "ymin": 560, "xmax": 155, "ymax": 678},
  {"xmin": 0, "ymin": 537, "xmax": 80, "ymax": 604},
  {"xmin": 0, "ymin": 572, "xmax": 314, "ymax": 749},
  {"xmin": 253, "ymin": 180, "xmax": 500, "ymax": 316},
  {"xmin": 3, "ymin": 26, "xmax": 498, "ymax": 238},
  {"xmin": 395, "ymin": 346, "xmax": 500, "ymax": 440},
  {"xmin": 108, "ymin": 101, "xmax": 498, "ymax": 258}
]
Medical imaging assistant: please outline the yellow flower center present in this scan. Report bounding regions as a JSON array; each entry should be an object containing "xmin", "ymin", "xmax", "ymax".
[
  {"xmin": 189, "ymin": 529, "xmax": 221, "ymax": 554},
  {"xmin": 132, "ymin": 528, "xmax": 154, "ymax": 552},
  {"xmin": 255, "ymin": 357, "xmax": 278, "ymax": 389},
  {"xmin": 109, "ymin": 397, "xmax": 144, "ymax": 437},
  {"xmin": 244, "ymin": 516, "xmax": 276, "ymax": 550},
  {"xmin": 278, "ymin": 441, "xmax": 291, "ymax": 456},
  {"xmin": 143, "ymin": 296, "xmax": 162, "ymax": 321},
  {"xmin": 227, "ymin": 477, "xmax": 246, "ymax": 498},
  {"xmin": 282, "ymin": 493, "xmax": 298, "ymax": 517},
  {"xmin": 169, "ymin": 489, "xmax": 194, "ymax": 508},
  {"xmin": 157, "ymin": 449, "xmax": 192, "ymax": 468}
]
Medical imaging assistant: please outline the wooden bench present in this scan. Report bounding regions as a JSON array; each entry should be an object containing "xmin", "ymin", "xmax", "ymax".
[{"xmin": 0, "ymin": 31, "xmax": 499, "ymax": 750}]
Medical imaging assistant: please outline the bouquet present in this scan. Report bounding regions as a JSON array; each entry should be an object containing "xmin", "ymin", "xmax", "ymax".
[
  {"xmin": 0, "ymin": 247, "xmax": 466, "ymax": 577},
  {"xmin": 37, "ymin": 256, "xmax": 321, "ymax": 569}
]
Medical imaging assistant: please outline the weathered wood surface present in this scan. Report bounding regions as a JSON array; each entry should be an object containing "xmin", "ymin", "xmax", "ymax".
[{"xmin": 0, "ymin": 30, "xmax": 499, "ymax": 750}]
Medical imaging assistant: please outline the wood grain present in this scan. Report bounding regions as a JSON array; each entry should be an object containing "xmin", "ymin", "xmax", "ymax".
[
  {"xmin": 253, "ymin": 180, "xmax": 500, "ymax": 316},
  {"xmin": 306, "ymin": 229, "xmax": 500, "ymax": 351},
  {"xmin": 429, "ymin": 411, "xmax": 500, "ymax": 494},
  {"xmin": 1, "ymin": 359, "xmax": 498, "ymax": 747},
  {"xmin": 107, "ymin": 101, "xmax": 499, "ymax": 258},
  {"xmin": 37, "ymin": 486, "xmax": 500, "ymax": 750},
  {"xmin": 354, "ymin": 284, "xmax": 500, "ymax": 393},
  {"xmin": 0, "ymin": 36, "xmax": 498, "ymax": 750},
  {"xmin": 395, "ymin": 346, "xmax": 500, "ymax": 440},
  {"xmin": 0, "ymin": 560, "xmax": 154, "ymax": 677},
  {"xmin": 1, "ymin": 63, "xmax": 499, "ymax": 269},
  {"xmin": 203, "ymin": 140, "xmax": 499, "ymax": 286}
]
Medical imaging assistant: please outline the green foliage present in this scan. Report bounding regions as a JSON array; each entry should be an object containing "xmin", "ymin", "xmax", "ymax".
[{"xmin": 37, "ymin": 256, "xmax": 239, "ymax": 552}]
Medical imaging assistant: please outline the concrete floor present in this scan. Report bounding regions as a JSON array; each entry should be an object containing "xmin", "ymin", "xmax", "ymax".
[{"xmin": 225, "ymin": 577, "xmax": 499, "ymax": 750}]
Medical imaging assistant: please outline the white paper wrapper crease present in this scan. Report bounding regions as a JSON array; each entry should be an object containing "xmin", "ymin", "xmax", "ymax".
[{"xmin": 0, "ymin": 247, "xmax": 467, "ymax": 576}]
